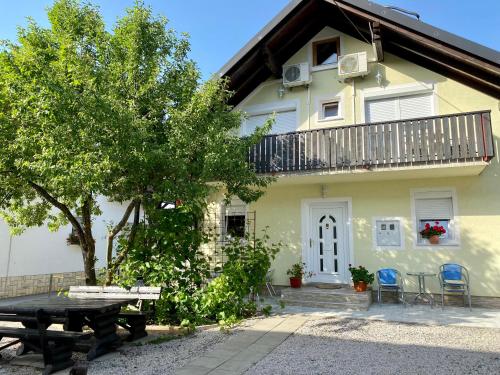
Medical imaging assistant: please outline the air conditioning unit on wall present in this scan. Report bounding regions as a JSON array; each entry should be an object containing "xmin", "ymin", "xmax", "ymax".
[
  {"xmin": 283, "ymin": 63, "xmax": 311, "ymax": 87},
  {"xmin": 338, "ymin": 52, "xmax": 369, "ymax": 79}
]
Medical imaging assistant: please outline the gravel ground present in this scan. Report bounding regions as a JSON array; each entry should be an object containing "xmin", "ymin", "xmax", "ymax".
[
  {"xmin": 245, "ymin": 317, "xmax": 500, "ymax": 375},
  {"xmin": 0, "ymin": 324, "xmax": 245, "ymax": 375}
]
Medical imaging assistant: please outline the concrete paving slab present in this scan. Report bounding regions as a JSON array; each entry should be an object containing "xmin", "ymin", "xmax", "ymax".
[
  {"xmin": 175, "ymin": 365, "xmax": 212, "ymax": 375},
  {"xmin": 266, "ymin": 297, "xmax": 500, "ymax": 328},
  {"xmin": 188, "ymin": 355, "xmax": 228, "ymax": 369},
  {"xmin": 175, "ymin": 314, "xmax": 306, "ymax": 375}
]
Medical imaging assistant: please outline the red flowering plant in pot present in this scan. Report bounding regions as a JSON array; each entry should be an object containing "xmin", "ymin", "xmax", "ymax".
[
  {"xmin": 348, "ymin": 265, "xmax": 374, "ymax": 292},
  {"xmin": 420, "ymin": 222, "xmax": 446, "ymax": 245},
  {"xmin": 286, "ymin": 262, "xmax": 313, "ymax": 288}
]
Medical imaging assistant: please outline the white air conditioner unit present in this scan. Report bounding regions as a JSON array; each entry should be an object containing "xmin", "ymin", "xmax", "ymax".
[
  {"xmin": 283, "ymin": 63, "xmax": 311, "ymax": 87},
  {"xmin": 338, "ymin": 52, "xmax": 369, "ymax": 79}
]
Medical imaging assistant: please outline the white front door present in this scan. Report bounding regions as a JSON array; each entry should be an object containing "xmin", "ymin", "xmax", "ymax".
[{"xmin": 304, "ymin": 201, "xmax": 350, "ymax": 284}]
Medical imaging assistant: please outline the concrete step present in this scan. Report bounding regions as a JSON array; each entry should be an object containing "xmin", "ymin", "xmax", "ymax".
[
  {"xmin": 282, "ymin": 299, "xmax": 370, "ymax": 311},
  {"xmin": 280, "ymin": 286, "xmax": 372, "ymax": 311}
]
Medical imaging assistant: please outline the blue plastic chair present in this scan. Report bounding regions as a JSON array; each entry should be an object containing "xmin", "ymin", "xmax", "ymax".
[
  {"xmin": 439, "ymin": 263, "xmax": 471, "ymax": 310},
  {"xmin": 376, "ymin": 268, "xmax": 405, "ymax": 305}
]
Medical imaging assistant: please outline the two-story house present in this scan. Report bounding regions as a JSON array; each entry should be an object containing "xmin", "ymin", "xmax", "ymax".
[{"xmin": 212, "ymin": 0, "xmax": 499, "ymax": 302}]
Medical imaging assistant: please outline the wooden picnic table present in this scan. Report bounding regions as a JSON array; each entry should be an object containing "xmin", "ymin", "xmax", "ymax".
[{"xmin": 0, "ymin": 295, "xmax": 135, "ymax": 360}]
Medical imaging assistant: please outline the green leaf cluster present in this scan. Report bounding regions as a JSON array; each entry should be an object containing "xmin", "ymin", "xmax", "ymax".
[
  {"xmin": 0, "ymin": 0, "xmax": 273, "ymax": 284},
  {"xmin": 116, "ymin": 218, "xmax": 281, "ymax": 329}
]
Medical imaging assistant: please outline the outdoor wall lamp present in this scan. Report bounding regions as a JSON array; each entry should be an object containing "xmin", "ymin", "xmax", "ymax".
[
  {"xmin": 375, "ymin": 66, "xmax": 384, "ymax": 87},
  {"xmin": 278, "ymin": 85, "xmax": 286, "ymax": 98}
]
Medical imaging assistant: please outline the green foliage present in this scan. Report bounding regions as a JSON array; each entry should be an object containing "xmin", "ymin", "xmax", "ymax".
[
  {"xmin": 286, "ymin": 262, "xmax": 313, "ymax": 279},
  {"xmin": 117, "ymin": 225, "xmax": 281, "ymax": 329},
  {"xmin": 0, "ymin": 0, "xmax": 272, "ymax": 284},
  {"xmin": 348, "ymin": 265, "xmax": 375, "ymax": 284},
  {"xmin": 261, "ymin": 305, "xmax": 273, "ymax": 317}
]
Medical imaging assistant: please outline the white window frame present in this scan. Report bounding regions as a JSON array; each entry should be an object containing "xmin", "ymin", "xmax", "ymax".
[
  {"xmin": 308, "ymin": 29, "xmax": 344, "ymax": 73},
  {"xmin": 359, "ymin": 82, "xmax": 438, "ymax": 123},
  {"xmin": 241, "ymin": 99, "xmax": 300, "ymax": 136},
  {"xmin": 316, "ymin": 96, "xmax": 343, "ymax": 122},
  {"xmin": 372, "ymin": 217, "xmax": 405, "ymax": 251},
  {"xmin": 410, "ymin": 188, "xmax": 460, "ymax": 249}
]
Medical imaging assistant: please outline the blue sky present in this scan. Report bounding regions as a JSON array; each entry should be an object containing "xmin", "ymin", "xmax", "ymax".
[{"xmin": 1, "ymin": 0, "xmax": 498, "ymax": 80}]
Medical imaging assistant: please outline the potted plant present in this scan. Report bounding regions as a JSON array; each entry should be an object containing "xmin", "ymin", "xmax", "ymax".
[
  {"xmin": 419, "ymin": 222, "xmax": 446, "ymax": 245},
  {"xmin": 348, "ymin": 264, "xmax": 374, "ymax": 292},
  {"xmin": 286, "ymin": 262, "xmax": 313, "ymax": 288}
]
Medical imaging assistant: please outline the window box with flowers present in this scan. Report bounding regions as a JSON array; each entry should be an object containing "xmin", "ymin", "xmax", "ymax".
[{"xmin": 419, "ymin": 221, "xmax": 447, "ymax": 245}]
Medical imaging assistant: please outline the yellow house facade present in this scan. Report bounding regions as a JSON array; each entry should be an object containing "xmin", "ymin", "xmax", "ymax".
[{"xmin": 216, "ymin": 0, "xmax": 499, "ymax": 299}]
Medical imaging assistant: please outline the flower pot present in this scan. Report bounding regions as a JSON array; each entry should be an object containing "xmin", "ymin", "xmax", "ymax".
[
  {"xmin": 289, "ymin": 277, "xmax": 302, "ymax": 288},
  {"xmin": 353, "ymin": 281, "xmax": 368, "ymax": 292},
  {"xmin": 428, "ymin": 235, "xmax": 440, "ymax": 245}
]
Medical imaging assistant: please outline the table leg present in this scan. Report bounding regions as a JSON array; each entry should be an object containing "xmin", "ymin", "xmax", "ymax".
[
  {"xmin": 17, "ymin": 320, "xmax": 51, "ymax": 356},
  {"xmin": 86, "ymin": 308, "xmax": 122, "ymax": 361},
  {"xmin": 422, "ymin": 277, "xmax": 434, "ymax": 308},
  {"xmin": 65, "ymin": 312, "xmax": 84, "ymax": 332},
  {"xmin": 413, "ymin": 276, "xmax": 423, "ymax": 305}
]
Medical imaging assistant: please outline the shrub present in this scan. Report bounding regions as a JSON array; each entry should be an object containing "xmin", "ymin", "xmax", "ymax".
[{"xmin": 117, "ymin": 218, "xmax": 281, "ymax": 328}]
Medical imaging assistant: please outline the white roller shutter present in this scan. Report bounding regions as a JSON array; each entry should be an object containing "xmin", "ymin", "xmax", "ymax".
[
  {"xmin": 415, "ymin": 198, "xmax": 453, "ymax": 221},
  {"xmin": 365, "ymin": 97, "xmax": 398, "ymax": 123},
  {"xmin": 365, "ymin": 92, "xmax": 433, "ymax": 123},
  {"xmin": 242, "ymin": 109, "xmax": 297, "ymax": 136},
  {"xmin": 242, "ymin": 113, "xmax": 269, "ymax": 136},
  {"xmin": 399, "ymin": 93, "xmax": 433, "ymax": 120}
]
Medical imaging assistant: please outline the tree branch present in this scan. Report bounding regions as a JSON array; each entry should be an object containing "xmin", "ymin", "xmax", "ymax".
[
  {"xmin": 105, "ymin": 200, "xmax": 141, "ymax": 285},
  {"xmin": 27, "ymin": 181, "xmax": 86, "ymax": 245},
  {"xmin": 106, "ymin": 199, "xmax": 139, "ymax": 268}
]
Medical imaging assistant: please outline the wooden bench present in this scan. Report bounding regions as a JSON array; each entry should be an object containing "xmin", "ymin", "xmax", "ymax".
[
  {"xmin": 0, "ymin": 310, "xmax": 91, "ymax": 375},
  {"xmin": 68, "ymin": 286, "xmax": 161, "ymax": 341}
]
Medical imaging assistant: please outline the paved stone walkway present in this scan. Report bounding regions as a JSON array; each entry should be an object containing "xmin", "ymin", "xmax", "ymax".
[{"xmin": 175, "ymin": 314, "xmax": 308, "ymax": 375}]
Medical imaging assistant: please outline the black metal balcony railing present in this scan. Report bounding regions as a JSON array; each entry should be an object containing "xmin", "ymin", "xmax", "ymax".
[{"xmin": 249, "ymin": 111, "xmax": 494, "ymax": 174}]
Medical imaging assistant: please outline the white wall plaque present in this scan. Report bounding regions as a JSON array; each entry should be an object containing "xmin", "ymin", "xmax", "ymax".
[{"xmin": 373, "ymin": 217, "xmax": 405, "ymax": 250}]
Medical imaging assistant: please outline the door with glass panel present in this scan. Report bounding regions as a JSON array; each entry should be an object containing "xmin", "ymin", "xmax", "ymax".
[{"xmin": 308, "ymin": 202, "xmax": 348, "ymax": 283}]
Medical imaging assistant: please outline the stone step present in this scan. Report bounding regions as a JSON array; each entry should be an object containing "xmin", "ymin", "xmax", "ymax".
[
  {"xmin": 282, "ymin": 299, "xmax": 370, "ymax": 311},
  {"xmin": 281, "ymin": 289, "xmax": 370, "ymax": 303},
  {"xmin": 279, "ymin": 286, "xmax": 372, "ymax": 311},
  {"xmin": 281, "ymin": 295, "xmax": 371, "ymax": 304},
  {"xmin": 280, "ymin": 293, "xmax": 369, "ymax": 304}
]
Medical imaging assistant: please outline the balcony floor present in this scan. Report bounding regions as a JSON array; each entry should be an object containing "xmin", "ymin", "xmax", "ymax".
[{"xmin": 271, "ymin": 160, "xmax": 489, "ymax": 185}]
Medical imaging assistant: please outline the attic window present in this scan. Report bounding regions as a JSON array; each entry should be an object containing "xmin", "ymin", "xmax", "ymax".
[
  {"xmin": 313, "ymin": 38, "xmax": 340, "ymax": 66},
  {"xmin": 318, "ymin": 98, "xmax": 342, "ymax": 121}
]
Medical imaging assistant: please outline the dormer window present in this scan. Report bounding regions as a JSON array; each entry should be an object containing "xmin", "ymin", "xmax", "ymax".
[{"xmin": 313, "ymin": 38, "xmax": 340, "ymax": 66}]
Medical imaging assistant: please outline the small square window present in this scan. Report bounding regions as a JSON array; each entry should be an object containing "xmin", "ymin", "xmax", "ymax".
[
  {"xmin": 313, "ymin": 38, "xmax": 340, "ymax": 66},
  {"xmin": 320, "ymin": 100, "xmax": 340, "ymax": 120},
  {"xmin": 225, "ymin": 215, "xmax": 246, "ymax": 238}
]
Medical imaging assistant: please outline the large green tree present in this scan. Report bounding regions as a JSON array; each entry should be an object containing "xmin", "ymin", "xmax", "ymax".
[{"xmin": 0, "ymin": 0, "xmax": 271, "ymax": 285}]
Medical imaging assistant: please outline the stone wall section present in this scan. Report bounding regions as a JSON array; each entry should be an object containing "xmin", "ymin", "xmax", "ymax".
[{"xmin": 0, "ymin": 271, "xmax": 86, "ymax": 299}]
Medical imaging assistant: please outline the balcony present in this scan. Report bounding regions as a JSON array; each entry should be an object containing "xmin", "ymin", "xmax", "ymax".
[{"xmin": 249, "ymin": 111, "xmax": 494, "ymax": 179}]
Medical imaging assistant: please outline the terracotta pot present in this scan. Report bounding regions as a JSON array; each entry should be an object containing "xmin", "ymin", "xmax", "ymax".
[
  {"xmin": 354, "ymin": 281, "xmax": 368, "ymax": 292},
  {"xmin": 428, "ymin": 235, "xmax": 440, "ymax": 245},
  {"xmin": 289, "ymin": 277, "xmax": 302, "ymax": 288}
]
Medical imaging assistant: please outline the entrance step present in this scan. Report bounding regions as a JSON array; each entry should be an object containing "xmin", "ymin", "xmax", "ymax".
[{"xmin": 280, "ymin": 286, "xmax": 372, "ymax": 311}]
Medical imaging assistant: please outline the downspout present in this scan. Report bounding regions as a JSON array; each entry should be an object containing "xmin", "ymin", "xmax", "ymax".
[
  {"xmin": 307, "ymin": 84, "xmax": 312, "ymax": 130},
  {"xmin": 352, "ymin": 79, "xmax": 357, "ymax": 124}
]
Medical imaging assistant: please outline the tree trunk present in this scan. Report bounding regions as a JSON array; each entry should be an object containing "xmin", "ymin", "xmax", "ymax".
[
  {"xmin": 82, "ymin": 241, "xmax": 97, "ymax": 286},
  {"xmin": 26, "ymin": 181, "xmax": 98, "ymax": 285},
  {"xmin": 81, "ymin": 197, "xmax": 97, "ymax": 286}
]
